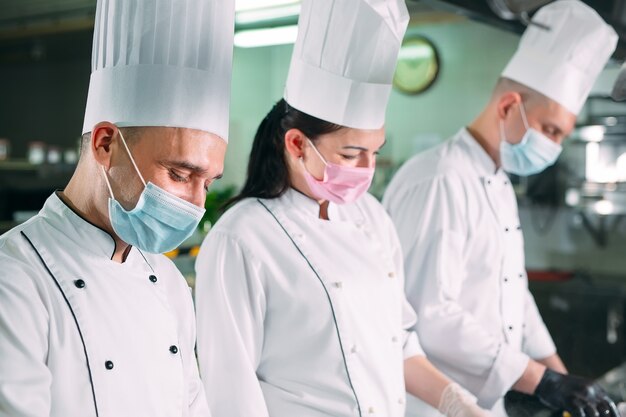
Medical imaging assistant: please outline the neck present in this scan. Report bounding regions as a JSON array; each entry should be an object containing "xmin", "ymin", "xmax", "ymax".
[
  {"xmin": 318, "ymin": 200, "xmax": 330, "ymax": 220},
  {"xmin": 467, "ymin": 108, "xmax": 502, "ymax": 169},
  {"xmin": 62, "ymin": 160, "xmax": 131, "ymax": 263}
]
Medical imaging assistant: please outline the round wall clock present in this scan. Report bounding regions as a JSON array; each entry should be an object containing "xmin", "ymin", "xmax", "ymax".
[{"xmin": 393, "ymin": 36, "xmax": 440, "ymax": 95}]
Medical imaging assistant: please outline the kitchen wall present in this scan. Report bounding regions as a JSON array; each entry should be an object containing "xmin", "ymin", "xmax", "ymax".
[
  {"xmin": 225, "ymin": 19, "xmax": 522, "ymax": 185},
  {"xmin": 1, "ymin": 16, "xmax": 626, "ymax": 275}
]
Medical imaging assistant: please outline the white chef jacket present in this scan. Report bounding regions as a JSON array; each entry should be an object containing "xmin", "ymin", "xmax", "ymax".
[
  {"xmin": 0, "ymin": 193, "xmax": 210, "ymax": 417},
  {"xmin": 195, "ymin": 188, "xmax": 423, "ymax": 417},
  {"xmin": 383, "ymin": 129, "xmax": 556, "ymax": 414}
]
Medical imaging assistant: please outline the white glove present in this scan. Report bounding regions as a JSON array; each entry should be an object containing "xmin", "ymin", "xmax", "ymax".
[{"xmin": 438, "ymin": 383, "xmax": 492, "ymax": 417}]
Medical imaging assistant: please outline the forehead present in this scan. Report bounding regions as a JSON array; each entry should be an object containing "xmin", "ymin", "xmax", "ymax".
[
  {"xmin": 317, "ymin": 126, "xmax": 386, "ymax": 147},
  {"xmin": 131, "ymin": 127, "xmax": 226, "ymax": 168}
]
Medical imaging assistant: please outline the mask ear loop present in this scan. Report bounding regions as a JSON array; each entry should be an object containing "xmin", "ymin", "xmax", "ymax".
[
  {"xmin": 519, "ymin": 101, "xmax": 530, "ymax": 131},
  {"xmin": 101, "ymin": 166, "xmax": 115, "ymax": 199},
  {"xmin": 306, "ymin": 137, "xmax": 329, "ymax": 166},
  {"xmin": 118, "ymin": 130, "xmax": 147, "ymax": 187},
  {"xmin": 100, "ymin": 129, "xmax": 146, "ymax": 200}
]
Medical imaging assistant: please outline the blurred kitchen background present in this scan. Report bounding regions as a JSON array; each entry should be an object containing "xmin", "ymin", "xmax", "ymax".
[{"xmin": 3, "ymin": 0, "xmax": 626, "ymax": 384}]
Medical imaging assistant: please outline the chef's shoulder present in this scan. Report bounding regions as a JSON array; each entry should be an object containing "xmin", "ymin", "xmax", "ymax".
[
  {"xmin": 394, "ymin": 136, "xmax": 469, "ymax": 189},
  {"xmin": 385, "ymin": 136, "xmax": 469, "ymax": 206},
  {"xmin": 0, "ymin": 215, "xmax": 49, "ymax": 262},
  {"xmin": 208, "ymin": 197, "xmax": 274, "ymax": 240},
  {"xmin": 0, "ymin": 217, "xmax": 49, "ymax": 286}
]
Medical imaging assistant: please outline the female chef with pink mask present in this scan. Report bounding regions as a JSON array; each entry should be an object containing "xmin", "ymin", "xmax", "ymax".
[{"xmin": 194, "ymin": 1, "xmax": 492, "ymax": 416}]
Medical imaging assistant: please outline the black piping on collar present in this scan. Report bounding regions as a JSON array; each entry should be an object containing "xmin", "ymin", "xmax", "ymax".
[{"xmin": 54, "ymin": 190, "xmax": 132, "ymax": 261}]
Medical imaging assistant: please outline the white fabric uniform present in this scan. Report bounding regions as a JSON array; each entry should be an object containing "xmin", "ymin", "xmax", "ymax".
[
  {"xmin": 382, "ymin": 129, "xmax": 556, "ymax": 416},
  {"xmin": 0, "ymin": 193, "xmax": 210, "ymax": 417},
  {"xmin": 195, "ymin": 188, "xmax": 423, "ymax": 417}
]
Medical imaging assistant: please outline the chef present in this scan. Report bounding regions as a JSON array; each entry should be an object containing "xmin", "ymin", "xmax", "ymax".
[
  {"xmin": 0, "ymin": 0, "xmax": 234, "ymax": 416},
  {"xmin": 195, "ymin": 1, "xmax": 491, "ymax": 417},
  {"xmin": 383, "ymin": 2, "xmax": 618, "ymax": 417}
]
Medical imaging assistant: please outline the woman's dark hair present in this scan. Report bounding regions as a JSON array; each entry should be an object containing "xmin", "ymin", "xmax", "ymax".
[{"xmin": 227, "ymin": 99, "xmax": 343, "ymax": 207}]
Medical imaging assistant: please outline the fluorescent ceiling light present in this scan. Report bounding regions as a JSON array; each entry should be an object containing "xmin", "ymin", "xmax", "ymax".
[
  {"xmin": 236, "ymin": 4, "xmax": 300, "ymax": 24},
  {"xmin": 234, "ymin": 25, "xmax": 298, "ymax": 48}
]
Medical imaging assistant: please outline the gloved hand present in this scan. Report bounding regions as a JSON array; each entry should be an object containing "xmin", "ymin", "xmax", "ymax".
[
  {"xmin": 534, "ymin": 368, "xmax": 619, "ymax": 417},
  {"xmin": 438, "ymin": 383, "xmax": 492, "ymax": 417}
]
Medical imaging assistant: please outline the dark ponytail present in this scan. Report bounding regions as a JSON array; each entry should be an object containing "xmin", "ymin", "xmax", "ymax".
[{"xmin": 227, "ymin": 99, "xmax": 343, "ymax": 207}]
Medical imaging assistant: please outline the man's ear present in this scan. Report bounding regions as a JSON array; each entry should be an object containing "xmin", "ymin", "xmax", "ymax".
[
  {"xmin": 90, "ymin": 121, "xmax": 119, "ymax": 169},
  {"xmin": 496, "ymin": 91, "xmax": 522, "ymax": 121},
  {"xmin": 284, "ymin": 128, "xmax": 307, "ymax": 160}
]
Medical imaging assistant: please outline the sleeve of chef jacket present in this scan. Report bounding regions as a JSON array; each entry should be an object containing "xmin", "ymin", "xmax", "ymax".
[
  {"xmin": 384, "ymin": 174, "xmax": 529, "ymax": 409},
  {"xmin": 521, "ymin": 289, "xmax": 556, "ymax": 360},
  {"xmin": 383, "ymin": 210, "xmax": 425, "ymax": 360},
  {"xmin": 0, "ymin": 252, "xmax": 52, "ymax": 417},
  {"xmin": 194, "ymin": 230, "xmax": 269, "ymax": 417}
]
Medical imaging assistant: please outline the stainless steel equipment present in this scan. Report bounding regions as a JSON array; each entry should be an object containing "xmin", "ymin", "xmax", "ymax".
[
  {"xmin": 562, "ymin": 112, "xmax": 626, "ymax": 246},
  {"xmin": 565, "ymin": 115, "xmax": 626, "ymax": 217}
]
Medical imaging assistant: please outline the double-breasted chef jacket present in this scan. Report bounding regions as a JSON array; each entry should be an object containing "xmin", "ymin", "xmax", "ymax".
[
  {"xmin": 383, "ymin": 128, "xmax": 556, "ymax": 416},
  {"xmin": 195, "ymin": 188, "xmax": 424, "ymax": 417},
  {"xmin": 0, "ymin": 192, "xmax": 210, "ymax": 417}
]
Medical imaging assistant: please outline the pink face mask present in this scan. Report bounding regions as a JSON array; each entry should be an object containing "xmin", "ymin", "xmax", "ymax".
[{"xmin": 300, "ymin": 138, "xmax": 375, "ymax": 204}]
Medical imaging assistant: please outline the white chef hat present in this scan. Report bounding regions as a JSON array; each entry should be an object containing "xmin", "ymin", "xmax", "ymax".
[
  {"xmin": 501, "ymin": 0, "xmax": 617, "ymax": 116},
  {"xmin": 284, "ymin": 0, "xmax": 409, "ymax": 129},
  {"xmin": 82, "ymin": 0, "xmax": 235, "ymax": 142}
]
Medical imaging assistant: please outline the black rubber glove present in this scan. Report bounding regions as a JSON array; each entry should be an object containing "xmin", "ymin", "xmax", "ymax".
[{"xmin": 534, "ymin": 368, "xmax": 620, "ymax": 417}]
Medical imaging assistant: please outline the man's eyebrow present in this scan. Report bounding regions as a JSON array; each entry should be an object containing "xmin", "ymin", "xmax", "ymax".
[{"xmin": 159, "ymin": 160, "xmax": 208, "ymax": 174}]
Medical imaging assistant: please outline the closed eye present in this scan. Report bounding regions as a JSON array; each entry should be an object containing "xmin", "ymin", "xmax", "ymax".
[{"xmin": 169, "ymin": 169, "xmax": 189, "ymax": 183}]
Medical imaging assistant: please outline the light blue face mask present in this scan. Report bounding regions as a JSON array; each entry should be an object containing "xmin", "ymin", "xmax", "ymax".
[
  {"xmin": 101, "ymin": 131, "xmax": 205, "ymax": 254},
  {"xmin": 499, "ymin": 102, "xmax": 563, "ymax": 176}
]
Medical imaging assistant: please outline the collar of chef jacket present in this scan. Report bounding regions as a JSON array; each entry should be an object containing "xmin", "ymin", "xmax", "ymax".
[
  {"xmin": 41, "ymin": 192, "xmax": 137, "ymax": 261},
  {"xmin": 458, "ymin": 128, "xmax": 507, "ymax": 179},
  {"xmin": 282, "ymin": 187, "xmax": 350, "ymax": 222}
]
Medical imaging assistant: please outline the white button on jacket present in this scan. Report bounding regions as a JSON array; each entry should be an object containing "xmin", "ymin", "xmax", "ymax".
[
  {"xmin": 0, "ymin": 194, "xmax": 210, "ymax": 417},
  {"xmin": 383, "ymin": 129, "xmax": 556, "ymax": 415},
  {"xmin": 195, "ymin": 189, "xmax": 423, "ymax": 417}
]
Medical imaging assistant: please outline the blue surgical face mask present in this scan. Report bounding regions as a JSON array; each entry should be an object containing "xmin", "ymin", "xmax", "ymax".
[
  {"xmin": 499, "ymin": 102, "xmax": 563, "ymax": 176},
  {"xmin": 101, "ymin": 131, "xmax": 205, "ymax": 253}
]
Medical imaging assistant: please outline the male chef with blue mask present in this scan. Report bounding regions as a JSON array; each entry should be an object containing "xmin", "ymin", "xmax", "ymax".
[
  {"xmin": 383, "ymin": 2, "xmax": 618, "ymax": 417},
  {"xmin": 0, "ymin": 0, "xmax": 234, "ymax": 416}
]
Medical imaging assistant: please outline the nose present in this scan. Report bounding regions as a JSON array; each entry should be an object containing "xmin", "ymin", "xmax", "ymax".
[
  {"xmin": 357, "ymin": 154, "xmax": 376, "ymax": 169},
  {"xmin": 189, "ymin": 183, "xmax": 206, "ymax": 208}
]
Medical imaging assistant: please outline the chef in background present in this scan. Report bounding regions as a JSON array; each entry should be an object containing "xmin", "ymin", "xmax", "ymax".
[
  {"xmin": 0, "ymin": 0, "xmax": 234, "ymax": 415},
  {"xmin": 195, "ymin": 1, "xmax": 491, "ymax": 416},
  {"xmin": 383, "ymin": 1, "xmax": 618, "ymax": 417}
]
